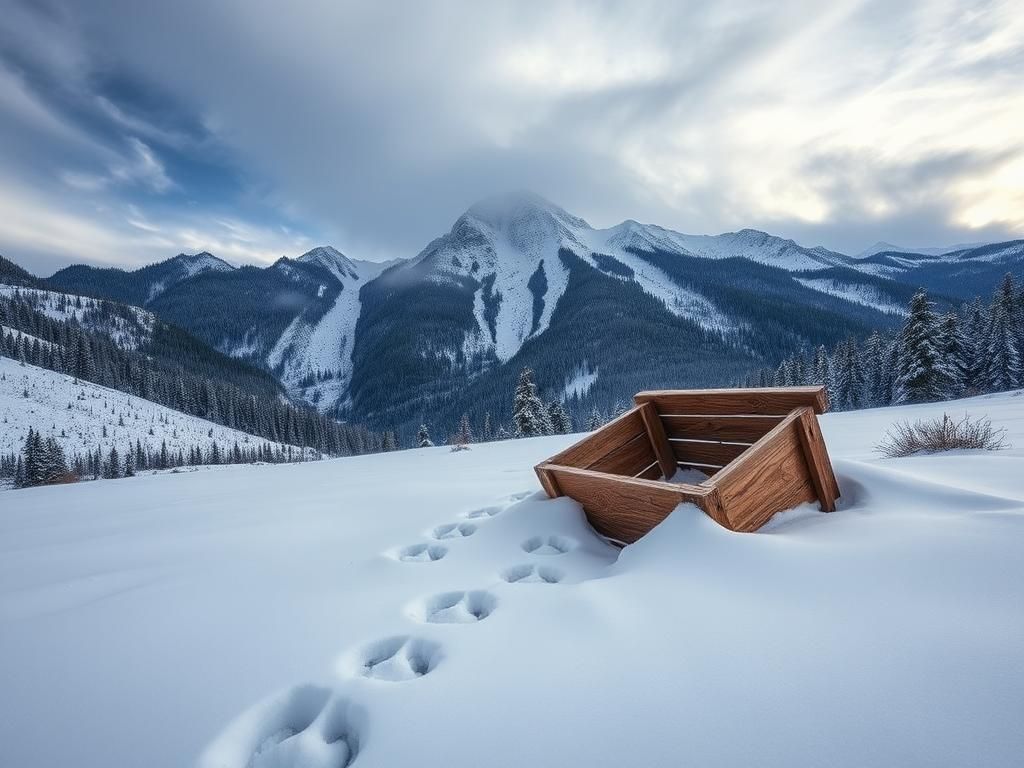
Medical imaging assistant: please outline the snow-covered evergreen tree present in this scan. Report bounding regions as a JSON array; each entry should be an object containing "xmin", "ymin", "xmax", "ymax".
[
  {"xmin": 983, "ymin": 274, "xmax": 1021, "ymax": 392},
  {"xmin": 894, "ymin": 290, "xmax": 942, "ymax": 404},
  {"xmin": 546, "ymin": 401, "xmax": 571, "ymax": 435},
  {"xmin": 587, "ymin": 406, "xmax": 603, "ymax": 431},
  {"xmin": 513, "ymin": 367, "xmax": 546, "ymax": 437},
  {"xmin": 417, "ymin": 424, "xmax": 433, "ymax": 448}
]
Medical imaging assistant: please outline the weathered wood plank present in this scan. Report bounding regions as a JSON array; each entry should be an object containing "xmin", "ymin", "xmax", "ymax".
[
  {"xmin": 661, "ymin": 414, "xmax": 784, "ymax": 442},
  {"xmin": 587, "ymin": 432, "xmax": 657, "ymax": 477},
  {"xmin": 546, "ymin": 406, "xmax": 646, "ymax": 468},
  {"xmin": 541, "ymin": 464, "xmax": 706, "ymax": 543},
  {"xmin": 639, "ymin": 401, "xmax": 677, "ymax": 479},
  {"xmin": 713, "ymin": 413, "xmax": 817, "ymax": 531},
  {"xmin": 795, "ymin": 407, "xmax": 840, "ymax": 512},
  {"xmin": 635, "ymin": 386, "xmax": 829, "ymax": 415},
  {"xmin": 669, "ymin": 439, "xmax": 749, "ymax": 467}
]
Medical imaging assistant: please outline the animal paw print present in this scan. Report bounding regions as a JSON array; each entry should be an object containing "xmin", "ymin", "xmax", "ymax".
[
  {"xmin": 521, "ymin": 535, "xmax": 575, "ymax": 555},
  {"xmin": 500, "ymin": 564, "xmax": 563, "ymax": 584},
  {"xmin": 431, "ymin": 522, "xmax": 476, "ymax": 540},
  {"xmin": 202, "ymin": 685, "xmax": 362, "ymax": 768},
  {"xmin": 357, "ymin": 636, "xmax": 442, "ymax": 681},
  {"xmin": 464, "ymin": 505, "xmax": 503, "ymax": 520},
  {"xmin": 395, "ymin": 543, "xmax": 447, "ymax": 562},
  {"xmin": 412, "ymin": 590, "xmax": 497, "ymax": 624}
]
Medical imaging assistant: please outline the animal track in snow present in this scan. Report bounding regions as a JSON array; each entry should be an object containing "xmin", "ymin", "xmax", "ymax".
[
  {"xmin": 508, "ymin": 491, "xmax": 533, "ymax": 501},
  {"xmin": 500, "ymin": 564, "xmax": 563, "ymax": 584},
  {"xmin": 432, "ymin": 522, "xmax": 476, "ymax": 540},
  {"xmin": 395, "ymin": 543, "xmax": 447, "ymax": 562},
  {"xmin": 521, "ymin": 535, "xmax": 575, "ymax": 555},
  {"xmin": 412, "ymin": 590, "xmax": 497, "ymax": 624},
  {"xmin": 464, "ymin": 505, "xmax": 503, "ymax": 520},
  {"xmin": 203, "ymin": 684, "xmax": 363, "ymax": 768},
  {"xmin": 357, "ymin": 636, "xmax": 442, "ymax": 681}
]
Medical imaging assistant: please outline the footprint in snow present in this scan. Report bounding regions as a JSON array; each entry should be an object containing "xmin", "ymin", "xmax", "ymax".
[
  {"xmin": 395, "ymin": 543, "xmax": 447, "ymax": 563},
  {"xmin": 501, "ymin": 564, "xmax": 563, "ymax": 584},
  {"xmin": 464, "ymin": 505, "xmax": 503, "ymax": 520},
  {"xmin": 204, "ymin": 684, "xmax": 363, "ymax": 768},
  {"xmin": 357, "ymin": 636, "xmax": 442, "ymax": 681},
  {"xmin": 412, "ymin": 590, "xmax": 497, "ymax": 624},
  {"xmin": 521, "ymin": 535, "xmax": 575, "ymax": 555},
  {"xmin": 431, "ymin": 522, "xmax": 476, "ymax": 540}
]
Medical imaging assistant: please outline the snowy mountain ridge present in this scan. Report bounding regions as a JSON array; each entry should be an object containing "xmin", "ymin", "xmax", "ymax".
[{"xmin": 38, "ymin": 193, "xmax": 1024, "ymax": 435}]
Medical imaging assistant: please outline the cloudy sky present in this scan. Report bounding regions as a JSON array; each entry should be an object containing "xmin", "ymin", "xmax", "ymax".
[{"xmin": 1, "ymin": 0, "xmax": 1021, "ymax": 274}]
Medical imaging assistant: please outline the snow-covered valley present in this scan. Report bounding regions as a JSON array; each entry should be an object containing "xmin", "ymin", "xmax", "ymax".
[{"xmin": 1, "ymin": 391, "xmax": 1022, "ymax": 767}]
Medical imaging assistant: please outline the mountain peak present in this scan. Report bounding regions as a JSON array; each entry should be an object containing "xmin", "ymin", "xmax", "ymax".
[
  {"xmin": 171, "ymin": 251, "xmax": 234, "ymax": 276},
  {"xmin": 465, "ymin": 191, "xmax": 590, "ymax": 232},
  {"xmin": 297, "ymin": 245, "xmax": 360, "ymax": 282}
]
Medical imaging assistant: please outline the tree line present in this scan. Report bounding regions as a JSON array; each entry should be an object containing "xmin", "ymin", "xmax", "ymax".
[
  {"xmin": 0, "ymin": 288, "xmax": 394, "ymax": 456},
  {"xmin": 744, "ymin": 273, "xmax": 1024, "ymax": 408},
  {"xmin": 0, "ymin": 427, "xmax": 319, "ymax": 489}
]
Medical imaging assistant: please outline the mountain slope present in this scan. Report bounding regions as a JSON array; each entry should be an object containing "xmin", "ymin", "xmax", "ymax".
[
  {"xmin": 49, "ymin": 252, "xmax": 233, "ymax": 306},
  {"xmin": 0, "ymin": 356, "xmax": 310, "ymax": 463}
]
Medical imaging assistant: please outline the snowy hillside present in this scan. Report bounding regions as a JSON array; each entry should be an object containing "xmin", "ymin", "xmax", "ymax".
[
  {"xmin": 1, "ymin": 391, "xmax": 1022, "ymax": 767},
  {"xmin": 0, "ymin": 284, "xmax": 154, "ymax": 349},
  {"xmin": 0, "ymin": 356, "xmax": 312, "ymax": 466}
]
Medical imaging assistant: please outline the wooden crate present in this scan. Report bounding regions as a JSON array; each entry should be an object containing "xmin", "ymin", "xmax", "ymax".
[{"xmin": 535, "ymin": 387, "xmax": 839, "ymax": 543}]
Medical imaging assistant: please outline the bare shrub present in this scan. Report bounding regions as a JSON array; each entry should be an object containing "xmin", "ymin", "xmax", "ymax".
[{"xmin": 875, "ymin": 413, "xmax": 1009, "ymax": 458}]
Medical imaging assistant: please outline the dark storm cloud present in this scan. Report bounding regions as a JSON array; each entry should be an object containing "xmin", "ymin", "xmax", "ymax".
[{"xmin": 0, "ymin": 0, "xmax": 1020, "ymax": 272}]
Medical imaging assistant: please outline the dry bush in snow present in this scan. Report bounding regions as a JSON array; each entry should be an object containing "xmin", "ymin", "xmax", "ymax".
[{"xmin": 875, "ymin": 414, "xmax": 1008, "ymax": 458}]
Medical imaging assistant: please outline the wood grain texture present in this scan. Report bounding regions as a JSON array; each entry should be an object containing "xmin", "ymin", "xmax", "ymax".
[
  {"xmin": 639, "ymin": 401, "xmax": 677, "ymax": 479},
  {"xmin": 712, "ymin": 413, "xmax": 817, "ymax": 531},
  {"xmin": 795, "ymin": 407, "xmax": 840, "ymax": 511},
  {"xmin": 535, "ymin": 464, "xmax": 561, "ymax": 498},
  {"xmin": 541, "ymin": 464, "xmax": 707, "ymax": 543},
  {"xmin": 635, "ymin": 386, "xmax": 829, "ymax": 415},
  {"xmin": 669, "ymin": 439, "xmax": 749, "ymax": 467},
  {"xmin": 661, "ymin": 414, "xmax": 784, "ymax": 442},
  {"xmin": 587, "ymin": 432, "xmax": 657, "ymax": 477},
  {"xmin": 546, "ymin": 406, "xmax": 646, "ymax": 468}
]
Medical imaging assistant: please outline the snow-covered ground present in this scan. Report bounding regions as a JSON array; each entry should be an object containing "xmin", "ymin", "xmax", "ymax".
[
  {"xmin": 0, "ymin": 356, "xmax": 311, "ymax": 462},
  {"xmin": 1, "ymin": 392, "xmax": 1023, "ymax": 767}
]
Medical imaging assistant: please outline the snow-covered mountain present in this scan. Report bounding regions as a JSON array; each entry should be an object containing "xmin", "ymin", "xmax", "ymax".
[
  {"xmin": 855, "ymin": 240, "xmax": 993, "ymax": 258},
  {"xmin": 49, "ymin": 251, "xmax": 234, "ymax": 306},
  {"xmin": 37, "ymin": 192, "xmax": 1024, "ymax": 438}
]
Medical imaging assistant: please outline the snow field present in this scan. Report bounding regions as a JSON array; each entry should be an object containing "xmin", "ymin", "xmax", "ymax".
[{"xmin": 1, "ymin": 392, "xmax": 1023, "ymax": 767}]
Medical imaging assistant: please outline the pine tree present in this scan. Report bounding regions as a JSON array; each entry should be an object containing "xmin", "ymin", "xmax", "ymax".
[
  {"xmin": 105, "ymin": 446, "xmax": 120, "ymax": 479},
  {"xmin": 417, "ymin": 424, "xmax": 434, "ymax": 448},
  {"xmin": 482, "ymin": 412, "xmax": 493, "ymax": 442},
  {"xmin": 935, "ymin": 311, "xmax": 966, "ymax": 398},
  {"xmin": 983, "ymin": 274, "xmax": 1021, "ymax": 392},
  {"xmin": 587, "ymin": 405, "xmax": 603, "ymax": 431},
  {"xmin": 894, "ymin": 290, "xmax": 943, "ymax": 404},
  {"xmin": 512, "ymin": 367, "xmax": 546, "ymax": 437},
  {"xmin": 546, "ymin": 401, "xmax": 571, "ymax": 434}
]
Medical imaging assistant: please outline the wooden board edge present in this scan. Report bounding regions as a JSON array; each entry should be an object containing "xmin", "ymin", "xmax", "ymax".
[
  {"xmin": 534, "ymin": 463, "xmax": 562, "ymax": 498},
  {"xmin": 545, "ymin": 404, "xmax": 645, "ymax": 467},
  {"xmin": 635, "ymin": 386, "xmax": 829, "ymax": 415},
  {"xmin": 794, "ymin": 408, "xmax": 840, "ymax": 512},
  {"xmin": 638, "ymin": 401, "xmax": 677, "ymax": 480}
]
